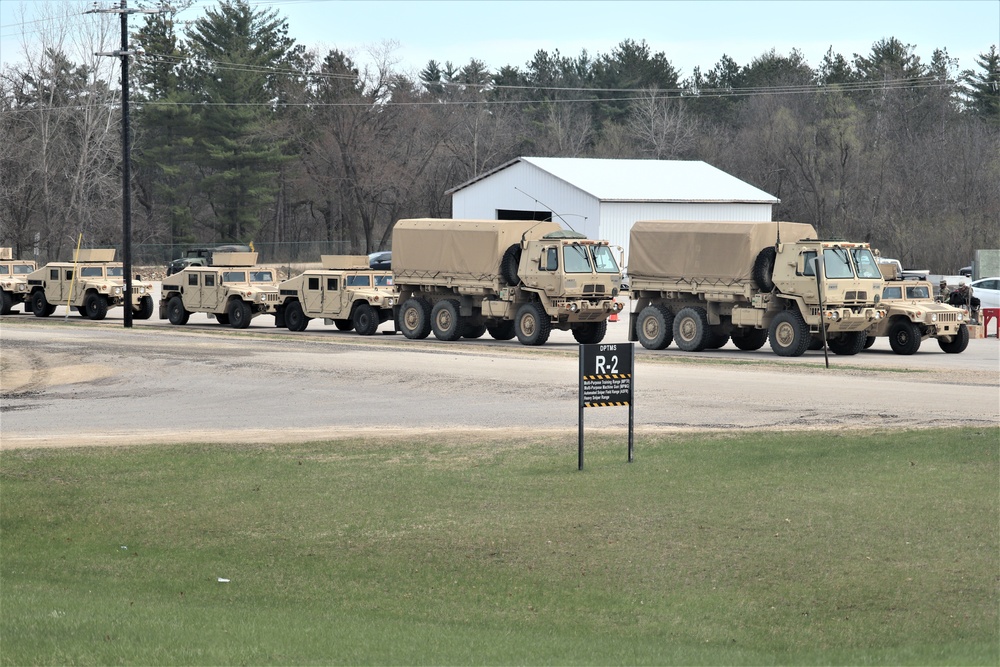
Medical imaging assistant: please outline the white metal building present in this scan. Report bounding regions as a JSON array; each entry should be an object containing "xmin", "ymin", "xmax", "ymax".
[{"xmin": 447, "ymin": 157, "xmax": 779, "ymax": 262}]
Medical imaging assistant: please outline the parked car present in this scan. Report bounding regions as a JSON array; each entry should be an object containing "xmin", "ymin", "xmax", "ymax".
[
  {"xmin": 368, "ymin": 251, "xmax": 391, "ymax": 270},
  {"xmin": 970, "ymin": 277, "xmax": 1000, "ymax": 309}
]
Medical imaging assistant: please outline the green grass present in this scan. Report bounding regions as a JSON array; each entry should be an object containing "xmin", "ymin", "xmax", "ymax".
[{"xmin": 2, "ymin": 428, "xmax": 997, "ymax": 665}]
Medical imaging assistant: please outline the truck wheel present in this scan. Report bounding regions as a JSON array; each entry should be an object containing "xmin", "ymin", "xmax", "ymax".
[
  {"xmin": 572, "ymin": 321, "xmax": 608, "ymax": 345},
  {"xmin": 828, "ymin": 331, "xmax": 867, "ymax": 355},
  {"xmin": 888, "ymin": 320, "xmax": 921, "ymax": 355},
  {"xmin": 399, "ymin": 298, "xmax": 431, "ymax": 339},
  {"xmin": 752, "ymin": 247, "xmax": 776, "ymax": 292},
  {"xmin": 515, "ymin": 302, "xmax": 551, "ymax": 346},
  {"xmin": 285, "ymin": 301, "xmax": 309, "ymax": 332},
  {"xmin": 636, "ymin": 304, "xmax": 674, "ymax": 350},
  {"xmin": 487, "ymin": 320, "xmax": 516, "ymax": 340},
  {"xmin": 462, "ymin": 322, "xmax": 488, "ymax": 339},
  {"xmin": 228, "ymin": 299, "xmax": 253, "ymax": 329},
  {"xmin": 215, "ymin": 313, "xmax": 230, "ymax": 325},
  {"xmin": 500, "ymin": 244, "xmax": 522, "ymax": 285},
  {"xmin": 334, "ymin": 319, "xmax": 354, "ymax": 331},
  {"xmin": 731, "ymin": 327, "xmax": 768, "ymax": 351},
  {"xmin": 31, "ymin": 291, "xmax": 52, "ymax": 318},
  {"xmin": 672, "ymin": 307, "xmax": 710, "ymax": 352},
  {"xmin": 431, "ymin": 299, "xmax": 463, "ymax": 341},
  {"xmin": 705, "ymin": 331, "xmax": 730, "ymax": 349},
  {"xmin": 938, "ymin": 324, "xmax": 969, "ymax": 354},
  {"xmin": 167, "ymin": 296, "xmax": 190, "ymax": 325},
  {"xmin": 768, "ymin": 310, "xmax": 810, "ymax": 357},
  {"xmin": 863, "ymin": 334, "xmax": 876, "ymax": 349},
  {"xmin": 133, "ymin": 295, "xmax": 154, "ymax": 320},
  {"xmin": 353, "ymin": 302, "xmax": 379, "ymax": 336},
  {"xmin": 84, "ymin": 293, "xmax": 109, "ymax": 320},
  {"xmin": 1, "ymin": 290, "xmax": 12, "ymax": 315},
  {"xmin": 808, "ymin": 335, "xmax": 825, "ymax": 351}
]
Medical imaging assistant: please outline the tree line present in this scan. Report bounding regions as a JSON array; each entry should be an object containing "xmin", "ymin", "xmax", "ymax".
[{"xmin": 1, "ymin": 0, "xmax": 997, "ymax": 272}]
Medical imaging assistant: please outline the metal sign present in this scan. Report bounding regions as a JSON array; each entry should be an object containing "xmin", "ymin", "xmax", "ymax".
[{"xmin": 578, "ymin": 343, "xmax": 634, "ymax": 469}]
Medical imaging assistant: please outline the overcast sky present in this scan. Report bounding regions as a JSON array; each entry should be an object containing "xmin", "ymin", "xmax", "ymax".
[{"xmin": 2, "ymin": 0, "xmax": 997, "ymax": 80}]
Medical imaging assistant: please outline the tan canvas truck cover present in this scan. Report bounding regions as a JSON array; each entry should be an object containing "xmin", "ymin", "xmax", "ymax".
[
  {"xmin": 392, "ymin": 219, "xmax": 562, "ymax": 281},
  {"xmin": 628, "ymin": 221, "xmax": 817, "ymax": 283},
  {"xmin": 73, "ymin": 248, "xmax": 116, "ymax": 262},
  {"xmin": 321, "ymin": 255, "xmax": 370, "ymax": 270}
]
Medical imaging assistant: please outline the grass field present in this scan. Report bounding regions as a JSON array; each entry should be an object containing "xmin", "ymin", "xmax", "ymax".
[{"xmin": 2, "ymin": 428, "xmax": 997, "ymax": 665}]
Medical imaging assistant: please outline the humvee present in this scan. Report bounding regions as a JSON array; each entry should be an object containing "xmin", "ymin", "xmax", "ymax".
[
  {"xmin": 24, "ymin": 249, "xmax": 154, "ymax": 320},
  {"xmin": 865, "ymin": 277, "xmax": 969, "ymax": 354},
  {"xmin": 0, "ymin": 248, "xmax": 37, "ymax": 314},
  {"xmin": 274, "ymin": 255, "xmax": 396, "ymax": 334},
  {"xmin": 159, "ymin": 252, "xmax": 280, "ymax": 329}
]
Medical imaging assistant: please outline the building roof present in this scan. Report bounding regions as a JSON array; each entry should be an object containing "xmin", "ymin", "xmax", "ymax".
[{"xmin": 447, "ymin": 157, "xmax": 779, "ymax": 203}]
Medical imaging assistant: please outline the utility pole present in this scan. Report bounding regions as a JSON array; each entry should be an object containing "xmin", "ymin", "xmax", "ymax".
[{"xmin": 89, "ymin": 0, "xmax": 163, "ymax": 328}]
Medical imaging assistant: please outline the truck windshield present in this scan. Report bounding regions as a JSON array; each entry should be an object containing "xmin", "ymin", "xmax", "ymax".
[
  {"xmin": 222, "ymin": 271, "xmax": 247, "ymax": 283},
  {"xmin": 906, "ymin": 285, "xmax": 930, "ymax": 299},
  {"xmin": 850, "ymin": 248, "xmax": 882, "ymax": 278},
  {"xmin": 249, "ymin": 271, "xmax": 273, "ymax": 282},
  {"xmin": 13, "ymin": 264, "xmax": 33, "ymax": 274},
  {"xmin": 81, "ymin": 266, "xmax": 104, "ymax": 277},
  {"xmin": 563, "ymin": 244, "xmax": 593, "ymax": 273},
  {"xmin": 374, "ymin": 275, "xmax": 393, "ymax": 287},
  {"xmin": 346, "ymin": 275, "xmax": 371, "ymax": 287},
  {"xmin": 823, "ymin": 248, "xmax": 854, "ymax": 279},
  {"xmin": 107, "ymin": 266, "xmax": 123, "ymax": 277},
  {"xmin": 591, "ymin": 245, "xmax": 620, "ymax": 274}
]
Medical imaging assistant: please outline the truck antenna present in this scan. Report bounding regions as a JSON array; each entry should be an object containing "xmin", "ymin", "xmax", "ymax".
[
  {"xmin": 776, "ymin": 220, "xmax": 781, "ymax": 246},
  {"xmin": 513, "ymin": 187, "xmax": 585, "ymax": 240}
]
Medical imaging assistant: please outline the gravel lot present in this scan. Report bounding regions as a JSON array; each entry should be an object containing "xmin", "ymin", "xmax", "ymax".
[{"xmin": 1, "ymin": 300, "xmax": 998, "ymax": 450}]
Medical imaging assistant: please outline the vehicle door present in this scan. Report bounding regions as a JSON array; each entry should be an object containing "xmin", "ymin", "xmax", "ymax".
[
  {"xmin": 183, "ymin": 271, "xmax": 202, "ymax": 309},
  {"xmin": 322, "ymin": 275, "xmax": 343, "ymax": 317},
  {"xmin": 48, "ymin": 267, "xmax": 68, "ymax": 302},
  {"xmin": 302, "ymin": 275, "xmax": 325, "ymax": 315},
  {"xmin": 200, "ymin": 271, "xmax": 221, "ymax": 310}
]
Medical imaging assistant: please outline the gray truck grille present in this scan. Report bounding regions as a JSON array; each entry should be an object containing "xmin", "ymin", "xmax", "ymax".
[
  {"xmin": 583, "ymin": 284, "xmax": 605, "ymax": 295},
  {"xmin": 264, "ymin": 292, "xmax": 281, "ymax": 302},
  {"xmin": 844, "ymin": 291, "xmax": 868, "ymax": 302},
  {"xmin": 936, "ymin": 312, "xmax": 960, "ymax": 322}
]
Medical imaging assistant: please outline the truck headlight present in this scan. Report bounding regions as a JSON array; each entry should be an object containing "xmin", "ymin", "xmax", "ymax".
[
  {"xmin": 957, "ymin": 313, "xmax": 964, "ymax": 321},
  {"xmin": 114, "ymin": 286, "xmax": 122, "ymax": 295},
  {"xmin": 569, "ymin": 303, "xmax": 579, "ymax": 313},
  {"xmin": 929, "ymin": 313, "xmax": 937, "ymax": 322},
  {"xmin": 138, "ymin": 286, "xmax": 146, "ymax": 294},
  {"xmin": 17, "ymin": 284, "xmax": 26, "ymax": 292}
]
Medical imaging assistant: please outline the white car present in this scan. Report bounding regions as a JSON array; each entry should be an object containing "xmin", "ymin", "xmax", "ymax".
[{"xmin": 970, "ymin": 277, "xmax": 1000, "ymax": 309}]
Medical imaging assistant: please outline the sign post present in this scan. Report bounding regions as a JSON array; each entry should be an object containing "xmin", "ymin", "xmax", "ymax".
[{"xmin": 578, "ymin": 343, "xmax": 634, "ymax": 470}]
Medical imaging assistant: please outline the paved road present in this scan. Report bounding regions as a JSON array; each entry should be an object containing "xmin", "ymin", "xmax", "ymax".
[{"xmin": 2, "ymin": 307, "xmax": 997, "ymax": 450}]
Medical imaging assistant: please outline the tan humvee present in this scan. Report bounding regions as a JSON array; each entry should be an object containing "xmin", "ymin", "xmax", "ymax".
[
  {"xmin": 865, "ymin": 277, "xmax": 969, "ymax": 354},
  {"xmin": 159, "ymin": 252, "xmax": 280, "ymax": 328},
  {"xmin": 0, "ymin": 249, "xmax": 37, "ymax": 314},
  {"xmin": 24, "ymin": 249, "xmax": 154, "ymax": 320},
  {"xmin": 275, "ymin": 255, "xmax": 396, "ymax": 334}
]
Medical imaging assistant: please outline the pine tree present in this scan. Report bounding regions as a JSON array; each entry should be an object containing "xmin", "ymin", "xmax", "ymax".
[{"xmin": 962, "ymin": 45, "xmax": 1000, "ymax": 122}]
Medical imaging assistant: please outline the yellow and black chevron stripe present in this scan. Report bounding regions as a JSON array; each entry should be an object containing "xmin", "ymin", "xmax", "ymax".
[
  {"xmin": 584, "ymin": 401, "xmax": 631, "ymax": 407},
  {"xmin": 582, "ymin": 374, "xmax": 631, "ymax": 380}
]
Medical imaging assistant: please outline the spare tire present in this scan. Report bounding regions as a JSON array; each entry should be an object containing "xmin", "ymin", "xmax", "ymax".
[
  {"xmin": 500, "ymin": 244, "xmax": 522, "ymax": 285},
  {"xmin": 753, "ymin": 247, "xmax": 777, "ymax": 292}
]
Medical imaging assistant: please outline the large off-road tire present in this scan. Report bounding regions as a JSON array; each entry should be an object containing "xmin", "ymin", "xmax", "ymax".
[
  {"xmin": 166, "ymin": 296, "xmax": 189, "ymax": 325},
  {"xmin": 828, "ymin": 331, "xmax": 867, "ymax": 355},
  {"xmin": 888, "ymin": 320, "xmax": 922, "ymax": 355},
  {"xmin": 500, "ymin": 244, "xmax": 522, "ymax": 285},
  {"xmin": 334, "ymin": 319, "xmax": 354, "ymax": 331},
  {"xmin": 636, "ymin": 304, "xmax": 674, "ymax": 350},
  {"xmin": 353, "ymin": 302, "xmax": 379, "ymax": 336},
  {"xmin": 228, "ymin": 299, "xmax": 252, "ymax": 329},
  {"xmin": 808, "ymin": 335, "xmax": 825, "ymax": 351},
  {"xmin": 514, "ymin": 301, "xmax": 551, "ymax": 346},
  {"xmin": 705, "ymin": 330, "xmax": 730, "ymax": 349},
  {"xmin": 672, "ymin": 306, "xmax": 710, "ymax": 352},
  {"xmin": 462, "ymin": 322, "xmax": 488, "ymax": 339},
  {"xmin": 133, "ymin": 295, "xmax": 154, "ymax": 320},
  {"xmin": 863, "ymin": 334, "xmax": 876, "ymax": 349},
  {"xmin": 285, "ymin": 301, "xmax": 309, "ymax": 331},
  {"xmin": 487, "ymin": 320, "xmax": 516, "ymax": 340},
  {"xmin": 571, "ymin": 321, "xmax": 608, "ymax": 345},
  {"xmin": 752, "ymin": 247, "xmax": 777, "ymax": 292},
  {"xmin": 768, "ymin": 310, "xmax": 810, "ymax": 357},
  {"xmin": 1, "ymin": 290, "xmax": 12, "ymax": 315},
  {"xmin": 215, "ymin": 313, "xmax": 230, "ymax": 325},
  {"xmin": 84, "ymin": 293, "xmax": 109, "ymax": 320},
  {"xmin": 731, "ymin": 327, "xmax": 768, "ymax": 351},
  {"xmin": 431, "ymin": 299, "xmax": 463, "ymax": 341},
  {"xmin": 938, "ymin": 324, "xmax": 969, "ymax": 354},
  {"xmin": 399, "ymin": 298, "xmax": 432, "ymax": 339}
]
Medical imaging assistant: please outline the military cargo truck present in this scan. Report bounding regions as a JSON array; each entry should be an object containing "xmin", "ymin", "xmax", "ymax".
[
  {"xmin": 0, "ymin": 249, "xmax": 37, "ymax": 314},
  {"xmin": 627, "ymin": 221, "xmax": 885, "ymax": 357},
  {"xmin": 392, "ymin": 219, "xmax": 623, "ymax": 346},
  {"xmin": 865, "ymin": 273, "xmax": 969, "ymax": 354},
  {"xmin": 24, "ymin": 249, "xmax": 154, "ymax": 320},
  {"xmin": 274, "ymin": 255, "xmax": 396, "ymax": 334},
  {"xmin": 159, "ymin": 252, "xmax": 280, "ymax": 329}
]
